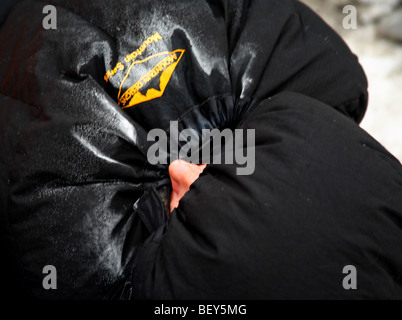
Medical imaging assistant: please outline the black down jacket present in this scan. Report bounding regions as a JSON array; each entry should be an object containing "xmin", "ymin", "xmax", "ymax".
[{"xmin": 0, "ymin": 0, "xmax": 401, "ymax": 300}]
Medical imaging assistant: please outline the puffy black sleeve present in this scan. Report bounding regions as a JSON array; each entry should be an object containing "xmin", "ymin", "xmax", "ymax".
[{"xmin": 132, "ymin": 92, "xmax": 402, "ymax": 300}]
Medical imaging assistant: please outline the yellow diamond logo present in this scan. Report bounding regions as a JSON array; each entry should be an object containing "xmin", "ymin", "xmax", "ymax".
[{"xmin": 118, "ymin": 49, "xmax": 185, "ymax": 109}]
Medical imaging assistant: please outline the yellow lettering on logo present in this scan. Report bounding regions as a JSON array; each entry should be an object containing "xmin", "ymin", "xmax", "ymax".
[
  {"xmin": 123, "ymin": 32, "xmax": 163, "ymax": 64},
  {"xmin": 105, "ymin": 32, "xmax": 163, "ymax": 82}
]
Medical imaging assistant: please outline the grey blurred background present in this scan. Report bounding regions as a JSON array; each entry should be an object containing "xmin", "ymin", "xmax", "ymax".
[{"xmin": 300, "ymin": 0, "xmax": 402, "ymax": 163}]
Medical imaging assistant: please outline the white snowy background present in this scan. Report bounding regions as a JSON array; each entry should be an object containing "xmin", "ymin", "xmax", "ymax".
[{"xmin": 301, "ymin": 0, "xmax": 402, "ymax": 163}]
